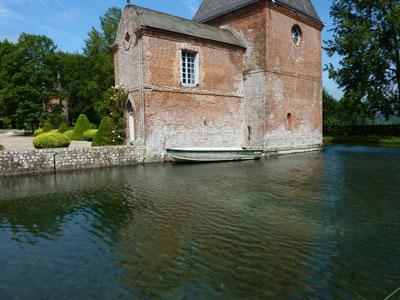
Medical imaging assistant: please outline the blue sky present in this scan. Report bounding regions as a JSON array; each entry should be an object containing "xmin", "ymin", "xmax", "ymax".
[{"xmin": 0, "ymin": 0, "xmax": 342, "ymax": 98}]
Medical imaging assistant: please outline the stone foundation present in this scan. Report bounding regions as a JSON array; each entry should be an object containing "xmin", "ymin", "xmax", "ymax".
[{"xmin": 0, "ymin": 144, "xmax": 146, "ymax": 177}]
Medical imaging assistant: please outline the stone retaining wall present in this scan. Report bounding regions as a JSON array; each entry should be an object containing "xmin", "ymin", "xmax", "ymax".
[{"xmin": 0, "ymin": 144, "xmax": 146, "ymax": 177}]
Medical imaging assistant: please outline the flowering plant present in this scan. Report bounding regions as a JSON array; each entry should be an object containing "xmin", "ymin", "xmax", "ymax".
[{"xmin": 94, "ymin": 85, "xmax": 128, "ymax": 146}]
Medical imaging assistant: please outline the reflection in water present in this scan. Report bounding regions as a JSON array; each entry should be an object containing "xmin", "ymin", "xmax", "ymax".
[{"xmin": 0, "ymin": 145, "xmax": 399, "ymax": 299}]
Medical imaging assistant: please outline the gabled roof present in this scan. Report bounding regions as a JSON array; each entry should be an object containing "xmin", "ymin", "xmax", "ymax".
[
  {"xmin": 128, "ymin": 5, "xmax": 245, "ymax": 48},
  {"xmin": 192, "ymin": 0, "xmax": 322, "ymax": 24}
]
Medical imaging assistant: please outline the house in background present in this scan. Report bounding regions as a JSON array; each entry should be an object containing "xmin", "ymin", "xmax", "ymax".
[{"xmin": 113, "ymin": 0, "xmax": 324, "ymax": 159}]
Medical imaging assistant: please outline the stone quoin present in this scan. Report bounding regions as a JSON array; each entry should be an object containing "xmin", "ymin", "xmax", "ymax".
[{"xmin": 113, "ymin": 0, "xmax": 324, "ymax": 160}]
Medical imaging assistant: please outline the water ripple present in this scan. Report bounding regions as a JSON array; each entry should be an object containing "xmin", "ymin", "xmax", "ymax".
[{"xmin": 0, "ymin": 146, "xmax": 400, "ymax": 299}]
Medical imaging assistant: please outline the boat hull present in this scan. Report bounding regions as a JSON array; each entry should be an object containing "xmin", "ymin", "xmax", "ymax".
[{"xmin": 166, "ymin": 148, "xmax": 264, "ymax": 163}]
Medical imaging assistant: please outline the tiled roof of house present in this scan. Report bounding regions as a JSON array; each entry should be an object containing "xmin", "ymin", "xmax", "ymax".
[
  {"xmin": 130, "ymin": 5, "xmax": 246, "ymax": 48},
  {"xmin": 192, "ymin": 0, "xmax": 322, "ymax": 23}
]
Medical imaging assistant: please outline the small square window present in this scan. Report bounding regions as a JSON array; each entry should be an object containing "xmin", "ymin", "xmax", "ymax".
[{"xmin": 181, "ymin": 50, "xmax": 199, "ymax": 87}]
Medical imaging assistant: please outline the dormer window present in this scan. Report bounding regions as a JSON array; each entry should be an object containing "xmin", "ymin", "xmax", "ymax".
[
  {"xmin": 292, "ymin": 25, "xmax": 301, "ymax": 45},
  {"xmin": 181, "ymin": 50, "xmax": 199, "ymax": 87}
]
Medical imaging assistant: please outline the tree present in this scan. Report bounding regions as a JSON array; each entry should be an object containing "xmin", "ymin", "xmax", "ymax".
[
  {"xmin": 0, "ymin": 7, "xmax": 122, "ymax": 128},
  {"xmin": 0, "ymin": 34, "xmax": 61, "ymax": 130},
  {"xmin": 323, "ymin": 89, "xmax": 340, "ymax": 126},
  {"xmin": 325, "ymin": 0, "xmax": 400, "ymax": 119},
  {"xmin": 59, "ymin": 7, "xmax": 122, "ymax": 124}
]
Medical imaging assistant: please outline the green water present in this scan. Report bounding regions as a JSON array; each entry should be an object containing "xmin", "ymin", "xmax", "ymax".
[{"xmin": 0, "ymin": 145, "xmax": 399, "ymax": 299}]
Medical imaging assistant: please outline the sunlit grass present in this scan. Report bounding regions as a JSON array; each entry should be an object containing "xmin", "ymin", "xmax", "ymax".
[{"xmin": 324, "ymin": 136, "xmax": 400, "ymax": 147}]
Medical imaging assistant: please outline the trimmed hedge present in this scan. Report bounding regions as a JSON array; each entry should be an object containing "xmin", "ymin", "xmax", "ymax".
[
  {"xmin": 71, "ymin": 114, "xmax": 91, "ymax": 141},
  {"xmin": 43, "ymin": 122, "xmax": 54, "ymax": 133},
  {"xmin": 64, "ymin": 130, "xmax": 74, "ymax": 139},
  {"xmin": 34, "ymin": 122, "xmax": 55, "ymax": 137},
  {"xmin": 92, "ymin": 117, "xmax": 114, "ymax": 147},
  {"xmin": 34, "ymin": 128, "xmax": 44, "ymax": 137},
  {"xmin": 83, "ymin": 129, "xmax": 97, "ymax": 141},
  {"xmin": 58, "ymin": 123, "xmax": 69, "ymax": 133},
  {"xmin": 33, "ymin": 131, "xmax": 71, "ymax": 149},
  {"xmin": 324, "ymin": 125, "xmax": 400, "ymax": 137}
]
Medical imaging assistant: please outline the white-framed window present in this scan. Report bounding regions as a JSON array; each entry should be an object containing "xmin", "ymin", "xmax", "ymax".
[{"xmin": 180, "ymin": 50, "xmax": 199, "ymax": 87}]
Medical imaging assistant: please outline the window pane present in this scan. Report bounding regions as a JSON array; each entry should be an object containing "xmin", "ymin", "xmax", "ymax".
[{"xmin": 181, "ymin": 50, "xmax": 198, "ymax": 85}]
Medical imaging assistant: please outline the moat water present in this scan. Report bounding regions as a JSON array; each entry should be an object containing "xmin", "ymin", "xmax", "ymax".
[{"xmin": 0, "ymin": 145, "xmax": 399, "ymax": 299}]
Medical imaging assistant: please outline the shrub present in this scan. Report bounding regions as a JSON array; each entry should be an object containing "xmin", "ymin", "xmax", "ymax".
[
  {"xmin": 95, "ymin": 86, "xmax": 127, "ymax": 145},
  {"xmin": 64, "ymin": 130, "xmax": 74, "ymax": 139},
  {"xmin": 58, "ymin": 123, "xmax": 69, "ymax": 133},
  {"xmin": 71, "ymin": 114, "xmax": 91, "ymax": 141},
  {"xmin": 34, "ymin": 128, "xmax": 44, "ymax": 137},
  {"xmin": 379, "ymin": 137, "xmax": 400, "ymax": 145},
  {"xmin": 83, "ymin": 129, "xmax": 97, "ymax": 141},
  {"xmin": 33, "ymin": 131, "xmax": 71, "ymax": 149},
  {"xmin": 43, "ymin": 122, "xmax": 54, "ymax": 133},
  {"xmin": 92, "ymin": 117, "xmax": 117, "ymax": 147},
  {"xmin": 0, "ymin": 144, "xmax": 4, "ymax": 151},
  {"xmin": 323, "ymin": 136, "xmax": 334, "ymax": 144}
]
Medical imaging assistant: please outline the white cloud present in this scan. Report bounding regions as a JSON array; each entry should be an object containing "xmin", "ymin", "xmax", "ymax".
[
  {"xmin": 0, "ymin": 3, "xmax": 16, "ymax": 18},
  {"xmin": 0, "ymin": 2, "xmax": 74, "ymax": 39},
  {"xmin": 1, "ymin": 0, "xmax": 63, "ymax": 6}
]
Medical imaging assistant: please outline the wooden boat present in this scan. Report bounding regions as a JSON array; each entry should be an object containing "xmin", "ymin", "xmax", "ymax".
[{"xmin": 166, "ymin": 148, "xmax": 264, "ymax": 163}]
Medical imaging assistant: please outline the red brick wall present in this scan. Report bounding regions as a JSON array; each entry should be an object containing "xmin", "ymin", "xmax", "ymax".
[
  {"xmin": 115, "ymin": 3, "xmax": 323, "ymax": 158},
  {"xmin": 140, "ymin": 34, "xmax": 245, "ymax": 157},
  {"xmin": 264, "ymin": 3, "xmax": 322, "ymax": 149},
  {"xmin": 143, "ymin": 34, "xmax": 244, "ymax": 95},
  {"xmin": 204, "ymin": 1, "xmax": 323, "ymax": 150},
  {"xmin": 207, "ymin": 1, "xmax": 267, "ymax": 71},
  {"xmin": 144, "ymin": 91, "xmax": 244, "ymax": 156}
]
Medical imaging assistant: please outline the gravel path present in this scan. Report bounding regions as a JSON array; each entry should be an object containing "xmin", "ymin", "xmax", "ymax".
[{"xmin": 0, "ymin": 133, "xmax": 91, "ymax": 150}]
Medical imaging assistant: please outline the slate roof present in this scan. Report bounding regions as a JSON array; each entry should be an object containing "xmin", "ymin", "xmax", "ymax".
[
  {"xmin": 192, "ymin": 0, "xmax": 322, "ymax": 23},
  {"xmin": 130, "ymin": 5, "xmax": 245, "ymax": 48}
]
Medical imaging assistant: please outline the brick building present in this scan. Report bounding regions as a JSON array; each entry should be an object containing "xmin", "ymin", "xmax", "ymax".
[{"xmin": 113, "ymin": 0, "xmax": 324, "ymax": 159}]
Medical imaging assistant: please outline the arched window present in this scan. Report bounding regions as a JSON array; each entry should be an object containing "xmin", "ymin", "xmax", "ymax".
[
  {"xmin": 292, "ymin": 25, "xmax": 302, "ymax": 45},
  {"xmin": 287, "ymin": 113, "xmax": 292, "ymax": 131},
  {"xmin": 126, "ymin": 101, "xmax": 135, "ymax": 143}
]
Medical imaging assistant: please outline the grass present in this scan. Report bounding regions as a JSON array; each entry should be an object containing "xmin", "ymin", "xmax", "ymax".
[{"xmin": 324, "ymin": 135, "xmax": 400, "ymax": 147}]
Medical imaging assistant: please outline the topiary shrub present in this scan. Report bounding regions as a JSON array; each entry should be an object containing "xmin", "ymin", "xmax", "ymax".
[
  {"xmin": 64, "ymin": 130, "xmax": 74, "ymax": 139},
  {"xmin": 33, "ymin": 131, "xmax": 71, "ymax": 149},
  {"xmin": 58, "ymin": 123, "xmax": 69, "ymax": 133},
  {"xmin": 34, "ymin": 128, "xmax": 44, "ymax": 137},
  {"xmin": 43, "ymin": 122, "xmax": 54, "ymax": 133},
  {"xmin": 83, "ymin": 129, "xmax": 97, "ymax": 141},
  {"xmin": 92, "ymin": 117, "xmax": 116, "ymax": 147},
  {"xmin": 71, "ymin": 114, "xmax": 91, "ymax": 141}
]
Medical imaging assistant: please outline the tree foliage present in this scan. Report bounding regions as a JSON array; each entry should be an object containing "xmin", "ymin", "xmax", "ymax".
[
  {"xmin": 60, "ymin": 7, "xmax": 122, "ymax": 124},
  {"xmin": 325, "ymin": 0, "xmax": 400, "ymax": 119},
  {"xmin": 0, "ymin": 34, "xmax": 61, "ymax": 130},
  {"xmin": 0, "ymin": 7, "xmax": 123, "ymax": 130}
]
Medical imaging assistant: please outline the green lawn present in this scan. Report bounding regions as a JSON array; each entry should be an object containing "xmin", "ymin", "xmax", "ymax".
[{"xmin": 324, "ymin": 136, "xmax": 400, "ymax": 147}]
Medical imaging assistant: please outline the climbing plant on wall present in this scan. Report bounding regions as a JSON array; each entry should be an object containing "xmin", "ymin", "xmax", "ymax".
[{"xmin": 94, "ymin": 85, "xmax": 128, "ymax": 146}]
